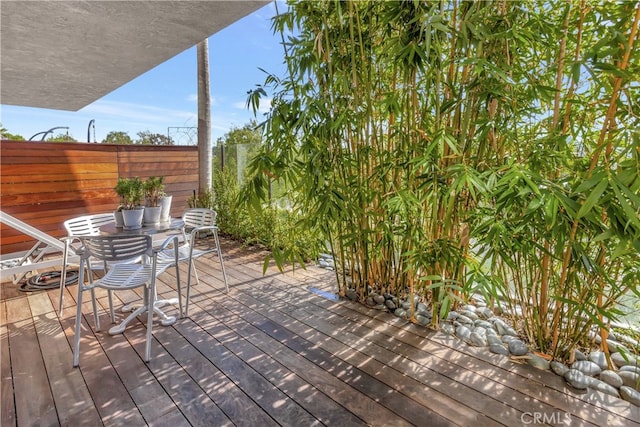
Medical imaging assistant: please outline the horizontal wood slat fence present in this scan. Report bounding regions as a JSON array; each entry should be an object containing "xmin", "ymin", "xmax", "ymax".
[{"xmin": 0, "ymin": 140, "xmax": 199, "ymax": 255}]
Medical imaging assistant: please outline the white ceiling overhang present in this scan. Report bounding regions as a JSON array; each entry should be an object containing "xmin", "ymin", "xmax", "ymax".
[{"xmin": 1, "ymin": 0, "xmax": 270, "ymax": 111}]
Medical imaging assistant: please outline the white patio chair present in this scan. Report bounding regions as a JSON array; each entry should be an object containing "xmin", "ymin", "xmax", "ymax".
[
  {"xmin": 156, "ymin": 208, "xmax": 228, "ymax": 317},
  {"xmin": 59, "ymin": 213, "xmax": 119, "ymax": 316},
  {"xmin": 72, "ymin": 234, "xmax": 158, "ymax": 367}
]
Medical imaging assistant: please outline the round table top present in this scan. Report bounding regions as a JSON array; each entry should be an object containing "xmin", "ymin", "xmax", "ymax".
[{"xmin": 100, "ymin": 217, "xmax": 184, "ymax": 235}]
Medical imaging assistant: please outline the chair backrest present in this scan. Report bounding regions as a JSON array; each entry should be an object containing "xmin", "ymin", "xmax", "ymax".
[
  {"xmin": 182, "ymin": 208, "xmax": 217, "ymax": 228},
  {"xmin": 79, "ymin": 235, "xmax": 153, "ymax": 263},
  {"xmin": 64, "ymin": 213, "xmax": 114, "ymax": 237}
]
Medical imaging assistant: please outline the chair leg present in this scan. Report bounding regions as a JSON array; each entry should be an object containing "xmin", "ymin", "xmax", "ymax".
[
  {"xmin": 90, "ymin": 288, "xmax": 100, "ymax": 331},
  {"xmin": 144, "ymin": 281, "xmax": 155, "ymax": 363},
  {"xmin": 73, "ymin": 268, "xmax": 85, "ymax": 367},
  {"xmin": 213, "ymin": 230, "xmax": 229, "ymax": 293},
  {"xmin": 59, "ymin": 242, "xmax": 69, "ymax": 316},
  {"xmin": 185, "ymin": 259, "xmax": 194, "ymax": 317},
  {"xmin": 108, "ymin": 290, "xmax": 115, "ymax": 323},
  {"xmin": 174, "ymin": 263, "xmax": 183, "ymax": 318}
]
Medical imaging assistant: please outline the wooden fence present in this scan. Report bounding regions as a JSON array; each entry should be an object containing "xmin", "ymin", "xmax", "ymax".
[{"xmin": 0, "ymin": 140, "xmax": 199, "ymax": 255}]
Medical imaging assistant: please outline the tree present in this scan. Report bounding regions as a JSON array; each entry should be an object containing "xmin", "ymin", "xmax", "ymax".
[
  {"xmin": 0, "ymin": 125, "xmax": 24, "ymax": 140},
  {"xmin": 46, "ymin": 133, "xmax": 77, "ymax": 142},
  {"xmin": 136, "ymin": 131, "xmax": 174, "ymax": 145},
  {"xmin": 103, "ymin": 131, "xmax": 133, "ymax": 145}
]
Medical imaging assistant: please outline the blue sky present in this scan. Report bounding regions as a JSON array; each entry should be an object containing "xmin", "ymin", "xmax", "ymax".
[{"xmin": 0, "ymin": 2, "xmax": 285, "ymax": 145}]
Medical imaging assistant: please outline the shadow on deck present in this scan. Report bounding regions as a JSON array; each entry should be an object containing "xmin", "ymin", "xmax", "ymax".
[{"xmin": 1, "ymin": 237, "xmax": 638, "ymax": 426}]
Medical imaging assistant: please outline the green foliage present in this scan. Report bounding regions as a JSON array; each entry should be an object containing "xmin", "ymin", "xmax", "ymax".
[
  {"xmin": 0, "ymin": 125, "xmax": 24, "ymax": 140},
  {"xmin": 103, "ymin": 131, "xmax": 133, "ymax": 145},
  {"xmin": 143, "ymin": 176, "xmax": 165, "ymax": 207},
  {"xmin": 242, "ymin": 0, "xmax": 640, "ymax": 360},
  {"xmin": 137, "ymin": 131, "xmax": 174, "ymax": 146},
  {"xmin": 214, "ymin": 167, "xmax": 322, "ymax": 265},
  {"xmin": 46, "ymin": 133, "xmax": 77, "ymax": 142},
  {"xmin": 114, "ymin": 177, "xmax": 144, "ymax": 209}
]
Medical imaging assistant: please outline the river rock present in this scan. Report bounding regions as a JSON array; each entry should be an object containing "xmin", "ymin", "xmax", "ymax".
[
  {"xmin": 374, "ymin": 304, "xmax": 386, "ymax": 310},
  {"xmin": 365, "ymin": 297, "xmax": 375, "ymax": 306},
  {"xmin": 447, "ymin": 311, "xmax": 459, "ymax": 321},
  {"xmin": 346, "ymin": 289, "xmax": 358, "ymax": 301},
  {"xmin": 401, "ymin": 301, "xmax": 412, "ymax": 310},
  {"xmin": 415, "ymin": 314, "xmax": 430, "ymax": 326},
  {"xmin": 527, "ymin": 353, "xmax": 550, "ymax": 370},
  {"xmin": 550, "ymin": 361, "xmax": 569, "ymax": 376},
  {"xmin": 490, "ymin": 344, "xmax": 510, "ymax": 356},
  {"xmin": 441, "ymin": 323, "xmax": 456, "ymax": 335},
  {"xmin": 493, "ymin": 318, "xmax": 517, "ymax": 336},
  {"xmin": 416, "ymin": 303, "xmax": 430, "ymax": 317},
  {"xmin": 385, "ymin": 299, "xmax": 397, "ymax": 310},
  {"xmin": 456, "ymin": 325, "xmax": 472, "ymax": 344},
  {"xmin": 487, "ymin": 335, "xmax": 503, "ymax": 347},
  {"xmin": 588, "ymin": 351, "xmax": 609, "ymax": 370},
  {"xmin": 469, "ymin": 331, "xmax": 488, "ymax": 347},
  {"xmin": 573, "ymin": 349, "xmax": 587, "ymax": 361},
  {"xmin": 620, "ymin": 386, "xmax": 640, "ymax": 406},
  {"xmin": 587, "ymin": 377, "xmax": 620, "ymax": 398},
  {"xmin": 619, "ymin": 371, "xmax": 640, "ymax": 390},
  {"xmin": 571, "ymin": 360, "xmax": 601, "ymax": 376},
  {"xmin": 477, "ymin": 307, "xmax": 494, "ymax": 320},
  {"xmin": 474, "ymin": 320, "xmax": 493, "ymax": 329},
  {"xmin": 620, "ymin": 365, "xmax": 640, "ymax": 374},
  {"xmin": 455, "ymin": 314, "xmax": 474, "ymax": 326},
  {"xmin": 394, "ymin": 308, "xmax": 407, "ymax": 318},
  {"xmin": 373, "ymin": 294, "xmax": 385, "ymax": 304},
  {"xmin": 459, "ymin": 310, "xmax": 479, "ymax": 321},
  {"xmin": 606, "ymin": 339, "xmax": 628, "ymax": 353},
  {"xmin": 564, "ymin": 369, "xmax": 589, "ymax": 390},
  {"xmin": 599, "ymin": 370, "xmax": 624, "ymax": 388},
  {"xmin": 508, "ymin": 339, "xmax": 528, "ymax": 356},
  {"xmin": 612, "ymin": 352, "xmax": 640, "ymax": 368}
]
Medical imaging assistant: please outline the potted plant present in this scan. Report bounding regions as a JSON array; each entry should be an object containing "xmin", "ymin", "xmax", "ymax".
[
  {"xmin": 112, "ymin": 177, "xmax": 128, "ymax": 227},
  {"xmin": 143, "ymin": 176, "xmax": 164, "ymax": 225},
  {"xmin": 114, "ymin": 177, "xmax": 144, "ymax": 229}
]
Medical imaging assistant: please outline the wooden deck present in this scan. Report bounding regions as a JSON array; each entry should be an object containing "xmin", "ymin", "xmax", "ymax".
[{"xmin": 2, "ymin": 237, "xmax": 639, "ymax": 427}]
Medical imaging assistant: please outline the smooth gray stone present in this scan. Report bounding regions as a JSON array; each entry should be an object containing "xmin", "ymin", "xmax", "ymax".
[
  {"xmin": 573, "ymin": 349, "xmax": 587, "ymax": 361},
  {"xmin": 493, "ymin": 319, "xmax": 511, "ymax": 335},
  {"xmin": 469, "ymin": 331, "xmax": 488, "ymax": 347},
  {"xmin": 508, "ymin": 339, "xmax": 528, "ymax": 356},
  {"xmin": 401, "ymin": 301, "xmax": 412, "ymax": 310},
  {"xmin": 416, "ymin": 302, "xmax": 430, "ymax": 316},
  {"xmin": 373, "ymin": 294, "xmax": 385, "ymax": 304},
  {"xmin": 619, "ymin": 371, "xmax": 640, "ymax": 390},
  {"xmin": 612, "ymin": 351, "xmax": 640, "ymax": 368},
  {"xmin": 345, "ymin": 289, "xmax": 358, "ymax": 301},
  {"xmin": 447, "ymin": 311, "xmax": 459, "ymax": 321},
  {"xmin": 416, "ymin": 314, "xmax": 430, "ymax": 326},
  {"xmin": 550, "ymin": 361, "xmax": 569, "ymax": 376},
  {"xmin": 620, "ymin": 365, "xmax": 640, "ymax": 374},
  {"xmin": 501, "ymin": 335, "xmax": 518, "ymax": 344},
  {"xmin": 365, "ymin": 297, "xmax": 376, "ymax": 307},
  {"xmin": 384, "ymin": 299, "xmax": 396, "ymax": 310},
  {"xmin": 485, "ymin": 327, "xmax": 498, "ymax": 337},
  {"xmin": 489, "ymin": 344, "xmax": 510, "ymax": 356},
  {"xmin": 487, "ymin": 335, "xmax": 503, "ymax": 347},
  {"xmin": 394, "ymin": 308, "xmax": 407, "ymax": 318},
  {"xmin": 477, "ymin": 307, "xmax": 494, "ymax": 320},
  {"xmin": 606, "ymin": 339, "xmax": 628, "ymax": 354},
  {"xmin": 527, "ymin": 353, "xmax": 550, "ymax": 370},
  {"xmin": 571, "ymin": 360, "xmax": 601, "ymax": 376},
  {"xmin": 374, "ymin": 304, "xmax": 387, "ymax": 310},
  {"xmin": 599, "ymin": 370, "xmax": 624, "ymax": 388},
  {"xmin": 455, "ymin": 314, "xmax": 474, "ymax": 326},
  {"xmin": 474, "ymin": 320, "xmax": 493, "ymax": 329},
  {"xmin": 459, "ymin": 310, "xmax": 479, "ymax": 321},
  {"xmin": 620, "ymin": 386, "xmax": 640, "ymax": 406},
  {"xmin": 587, "ymin": 377, "xmax": 620, "ymax": 398},
  {"xmin": 441, "ymin": 323, "xmax": 455, "ymax": 335},
  {"xmin": 564, "ymin": 369, "xmax": 589, "ymax": 390},
  {"xmin": 456, "ymin": 325, "xmax": 472, "ymax": 343},
  {"xmin": 461, "ymin": 304, "xmax": 477, "ymax": 313},
  {"xmin": 588, "ymin": 351, "xmax": 609, "ymax": 370}
]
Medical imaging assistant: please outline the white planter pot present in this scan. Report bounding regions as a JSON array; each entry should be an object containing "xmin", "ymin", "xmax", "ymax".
[
  {"xmin": 113, "ymin": 210, "xmax": 124, "ymax": 227},
  {"xmin": 122, "ymin": 207, "xmax": 144, "ymax": 230},
  {"xmin": 143, "ymin": 206, "xmax": 162, "ymax": 225},
  {"xmin": 159, "ymin": 195, "xmax": 173, "ymax": 222}
]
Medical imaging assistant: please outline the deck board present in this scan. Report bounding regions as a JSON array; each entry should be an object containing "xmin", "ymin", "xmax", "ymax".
[{"xmin": 1, "ymin": 237, "xmax": 639, "ymax": 426}]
